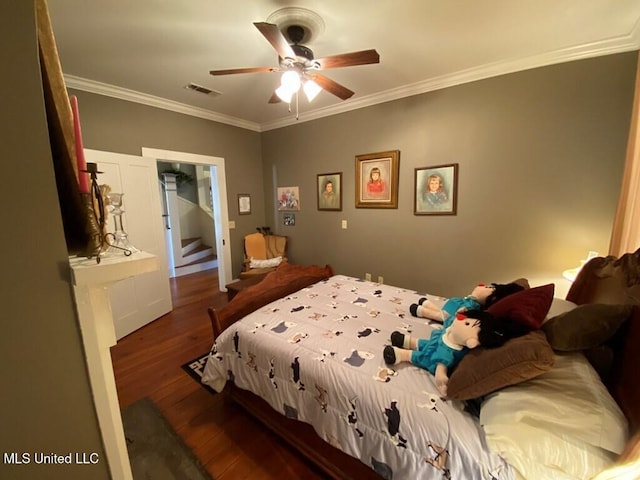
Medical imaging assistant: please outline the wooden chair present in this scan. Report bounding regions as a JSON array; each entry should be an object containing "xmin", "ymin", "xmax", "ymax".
[{"xmin": 239, "ymin": 232, "xmax": 287, "ymax": 279}]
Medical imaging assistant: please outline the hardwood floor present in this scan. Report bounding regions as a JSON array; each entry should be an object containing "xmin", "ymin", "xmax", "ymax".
[{"xmin": 111, "ymin": 269, "xmax": 329, "ymax": 480}]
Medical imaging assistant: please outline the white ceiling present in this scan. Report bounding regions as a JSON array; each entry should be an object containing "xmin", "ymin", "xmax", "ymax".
[{"xmin": 47, "ymin": 1, "xmax": 640, "ymax": 132}]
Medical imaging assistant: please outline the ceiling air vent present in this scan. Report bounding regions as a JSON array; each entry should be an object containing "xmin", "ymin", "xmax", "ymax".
[{"xmin": 185, "ymin": 83, "xmax": 221, "ymax": 96}]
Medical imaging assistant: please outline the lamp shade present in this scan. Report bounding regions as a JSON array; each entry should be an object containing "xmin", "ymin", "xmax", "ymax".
[{"xmin": 303, "ymin": 79, "xmax": 322, "ymax": 101}]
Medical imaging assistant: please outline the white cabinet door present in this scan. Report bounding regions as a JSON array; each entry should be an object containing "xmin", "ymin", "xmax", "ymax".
[{"xmin": 85, "ymin": 149, "xmax": 172, "ymax": 340}]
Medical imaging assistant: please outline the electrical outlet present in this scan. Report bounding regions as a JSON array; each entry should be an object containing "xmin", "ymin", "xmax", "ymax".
[
  {"xmin": 378, "ymin": 276, "xmax": 384, "ymax": 284},
  {"xmin": 365, "ymin": 273, "xmax": 371, "ymax": 281},
  {"xmin": 341, "ymin": 219, "xmax": 348, "ymax": 229}
]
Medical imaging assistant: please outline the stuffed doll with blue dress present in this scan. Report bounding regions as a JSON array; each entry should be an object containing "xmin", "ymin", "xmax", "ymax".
[{"xmin": 384, "ymin": 309, "xmax": 528, "ymax": 396}]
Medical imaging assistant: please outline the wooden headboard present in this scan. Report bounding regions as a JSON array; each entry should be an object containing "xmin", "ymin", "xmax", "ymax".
[{"xmin": 566, "ymin": 248, "xmax": 640, "ymax": 433}]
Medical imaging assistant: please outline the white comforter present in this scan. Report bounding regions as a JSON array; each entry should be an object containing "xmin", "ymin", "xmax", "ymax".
[{"xmin": 202, "ymin": 275, "xmax": 514, "ymax": 479}]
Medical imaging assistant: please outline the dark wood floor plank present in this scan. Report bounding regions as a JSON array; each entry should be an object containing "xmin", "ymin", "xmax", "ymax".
[{"xmin": 112, "ymin": 269, "xmax": 328, "ymax": 479}]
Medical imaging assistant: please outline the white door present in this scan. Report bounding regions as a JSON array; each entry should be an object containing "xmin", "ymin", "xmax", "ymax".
[
  {"xmin": 142, "ymin": 148, "xmax": 233, "ymax": 291},
  {"xmin": 85, "ymin": 149, "xmax": 173, "ymax": 340}
]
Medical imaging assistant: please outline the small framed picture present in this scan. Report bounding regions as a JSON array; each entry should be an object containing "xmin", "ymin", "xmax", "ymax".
[
  {"xmin": 277, "ymin": 186, "xmax": 300, "ymax": 211},
  {"xmin": 414, "ymin": 163, "xmax": 458, "ymax": 215},
  {"xmin": 355, "ymin": 150, "xmax": 400, "ymax": 209},
  {"xmin": 238, "ymin": 194, "xmax": 251, "ymax": 215},
  {"xmin": 317, "ymin": 172, "xmax": 342, "ymax": 211},
  {"xmin": 283, "ymin": 213, "xmax": 296, "ymax": 226}
]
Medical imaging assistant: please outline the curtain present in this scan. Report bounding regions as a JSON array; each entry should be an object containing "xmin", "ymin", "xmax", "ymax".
[{"xmin": 610, "ymin": 51, "xmax": 640, "ymax": 257}]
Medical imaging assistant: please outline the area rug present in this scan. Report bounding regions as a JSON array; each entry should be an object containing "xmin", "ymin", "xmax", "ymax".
[
  {"xmin": 181, "ymin": 352, "xmax": 217, "ymax": 395},
  {"xmin": 121, "ymin": 397, "xmax": 213, "ymax": 480}
]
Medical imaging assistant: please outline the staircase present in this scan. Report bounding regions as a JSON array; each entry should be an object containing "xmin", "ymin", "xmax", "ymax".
[{"xmin": 174, "ymin": 237, "xmax": 218, "ymax": 277}]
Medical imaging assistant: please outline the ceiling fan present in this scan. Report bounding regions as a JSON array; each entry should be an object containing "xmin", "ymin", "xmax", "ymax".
[{"xmin": 209, "ymin": 22, "xmax": 380, "ymax": 105}]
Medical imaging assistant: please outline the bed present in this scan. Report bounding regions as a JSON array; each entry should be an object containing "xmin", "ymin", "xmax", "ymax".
[{"xmin": 202, "ymin": 252, "xmax": 640, "ymax": 479}]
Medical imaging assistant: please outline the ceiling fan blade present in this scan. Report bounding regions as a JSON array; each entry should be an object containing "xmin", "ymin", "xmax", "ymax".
[
  {"xmin": 210, "ymin": 66, "xmax": 277, "ymax": 76},
  {"xmin": 315, "ymin": 49, "xmax": 380, "ymax": 69},
  {"xmin": 312, "ymin": 74, "xmax": 355, "ymax": 100},
  {"xmin": 254, "ymin": 22, "xmax": 296, "ymax": 60}
]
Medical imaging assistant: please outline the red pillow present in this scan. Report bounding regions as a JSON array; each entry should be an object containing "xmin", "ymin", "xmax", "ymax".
[{"xmin": 487, "ymin": 283, "xmax": 554, "ymax": 329}]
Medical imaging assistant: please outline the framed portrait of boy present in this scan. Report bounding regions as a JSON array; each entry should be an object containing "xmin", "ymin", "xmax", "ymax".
[
  {"xmin": 317, "ymin": 172, "xmax": 342, "ymax": 211},
  {"xmin": 355, "ymin": 150, "xmax": 400, "ymax": 209},
  {"xmin": 414, "ymin": 163, "xmax": 458, "ymax": 215}
]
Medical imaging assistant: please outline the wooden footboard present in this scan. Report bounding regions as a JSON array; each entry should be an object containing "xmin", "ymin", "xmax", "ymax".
[
  {"xmin": 226, "ymin": 384, "xmax": 380, "ymax": 479},
  {"xmin": 209, "ymin": 263, "xmax": 379, "ymax": 478},
  {"xmin": 208, "ymin": 263, "xmax": 334, "ymax": 339}
]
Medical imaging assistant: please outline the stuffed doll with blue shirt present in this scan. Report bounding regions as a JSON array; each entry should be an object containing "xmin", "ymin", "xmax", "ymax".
[{"xmin": 409, "ymin": 282, "xmax": 525, "ymax": 323}]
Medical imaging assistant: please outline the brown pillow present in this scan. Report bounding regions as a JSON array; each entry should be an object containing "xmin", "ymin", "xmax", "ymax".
[
  {"xmin": 487, "ymin": 283, "xmax": 554, "ymax": 329},
  {"xmin": 446, "ymin": 330, "xmax": 555, "ymax": 400},
  {"xmin": 542, "ymin": 303, "xmax": 632, "ymax": 351}
]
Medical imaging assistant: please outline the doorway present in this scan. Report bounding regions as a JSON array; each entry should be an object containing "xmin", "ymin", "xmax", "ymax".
[{"xmin": 142, "ymin": 148, "xmax": 232, "ymax": 291}]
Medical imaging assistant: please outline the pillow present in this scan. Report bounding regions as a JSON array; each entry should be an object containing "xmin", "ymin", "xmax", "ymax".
[
  {"xmin": 544, "ymin": 297, "xmax": 577, "ymax": 324},
  {"xmin": 447, "ymin": 330, "xmax": 554, "ymax": 400},
  {"xmin": 487, "ymin": 283, "xmax": 554, "ymax": 329},
  {"xmin": 480, "ymin": 353, "xmax": 628, "ymax": 479},
  {"xmin": 249, "ymin": 256, "xmax": 283, "ymax": 269},
  {"xmin": 542, "ymin": 303, "xmax": 632, "ymax": 351}
]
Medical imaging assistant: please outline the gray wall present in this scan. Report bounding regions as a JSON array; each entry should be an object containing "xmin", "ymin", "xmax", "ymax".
[
  {"xmin": 262, "ymin": 53, "xmax": 637, "ymax": 296},
  {"xmin": 70, "ymin": 53, "xmax": 637, "ymax": 295},
  {"xmin": 0, "ymin": 2, "xmax": 109, "ymax": 479}
]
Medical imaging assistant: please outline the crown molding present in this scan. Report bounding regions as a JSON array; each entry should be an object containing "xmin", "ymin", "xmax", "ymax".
[
  {"xmin": 64, "ymin": 75, "xmax": 262, "ymax": 132},
  {"xmin": 66, "ymin": 25, "xmax": 639, "ymax": 133},
  {"xmin": 261, "ymin": 28, "xmax": 640, "ymax": 131}
]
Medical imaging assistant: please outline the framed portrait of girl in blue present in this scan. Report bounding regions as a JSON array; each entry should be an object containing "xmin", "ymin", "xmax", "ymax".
[{"xmin": 414, "ymin": 163, "xmax": 458, "ymax": 215}]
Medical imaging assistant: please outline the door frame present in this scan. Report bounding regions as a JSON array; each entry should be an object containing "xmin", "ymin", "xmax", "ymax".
[{"xmin": 142, "ymin": 147, "xmax": 232, "ymax": 290}]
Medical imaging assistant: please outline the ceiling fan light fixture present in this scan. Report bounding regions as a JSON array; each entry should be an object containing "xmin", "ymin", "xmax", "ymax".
[
  {"xmin": 303, "ymin": 79, "xmax": 322, "ymax": 102},
  {"xmin": 281, "ymin": 70, "xmax": 301, "ymax": 92},
  {"xmin": 275, "ymin": 84, "xmax": 294, "ymax": 103}
]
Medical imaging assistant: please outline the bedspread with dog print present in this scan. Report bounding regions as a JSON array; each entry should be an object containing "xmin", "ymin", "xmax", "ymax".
[{"xmin": 202, "ymin": 275, "xmax": 514, "ymax": 480}]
